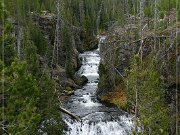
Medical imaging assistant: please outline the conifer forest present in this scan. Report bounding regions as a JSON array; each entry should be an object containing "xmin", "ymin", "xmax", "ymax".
[{"xmin": 0, "ymin": 0, "xmax": 180, "ymax": 135}]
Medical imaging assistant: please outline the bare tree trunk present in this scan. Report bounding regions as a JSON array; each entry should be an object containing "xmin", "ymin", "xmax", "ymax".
[
  {"xmin": 132, "ymin": 0, "xmax": 136, "ymax": 14},
  {"xmin": 17, "ymin": 22, "xmax": 21, "ymax": 62},
  {"xmin": 176, "ymin": 59, "xmax": 179, "ymax": 135},
  {"xmin": 96, "ymin": 0, "xmax": 103, "ymax": 34},
  {"xmin": 154, "ymin": 0, "xmax": 157, "ymax": 51},
  {"xmin": 56, "ymin": 0, "xmax": 60, "ymax": 64},
  {"xmin": 168, "ymin": 0, "xmax": 170, "ymax": 25},
  {"xmin": 175, "ymin": 4, "xmax": 179, "ymax": 134},
  {"xmin": 57, "ymin": 95, "xmax": 80, "ymax": 121},
  {"xmin": 52, "ymin": 0, "xmax": 62, "ymax": 66},
  {"xmin": 140, "ymin": 0, "xmax": 144, "ymax": 62},
  {"xmin": 112, "ymin": 1, "xmax": 115, "ymax": 18},
  {"xmin": 135, "ymin": 82, "xmax": 138, "ymax": 134},
  {"xmin": 109, "ymin": 43, "xmax": 115, "ymax": 87},
  {"xmin": 79, "ymin": 0, "xmax": 85, "ymax": 27},
  {"xmin": 59, "ymin": 106, "xmax": 80, "ymax": 121},
  {"xmin": 123, "ymin": 0, "xmax": 129, "ymax": 24}
]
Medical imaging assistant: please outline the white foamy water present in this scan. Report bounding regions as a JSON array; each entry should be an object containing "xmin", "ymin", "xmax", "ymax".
[
  {"xmin": 65, "ymin": 115, "xmax": 133, "ymax": 135},
  {"xmin": 63, "ymin": 36, "xmax": 133, "ymax": 135},
  {"xmin": 80, "ymin": 94, "xmax": 101, "ymax": 107}
]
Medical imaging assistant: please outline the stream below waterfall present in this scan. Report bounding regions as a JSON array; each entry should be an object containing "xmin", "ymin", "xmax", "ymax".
[{"xmin": 62, "ymin": 36, "xmax": 134, "ymax": 135}]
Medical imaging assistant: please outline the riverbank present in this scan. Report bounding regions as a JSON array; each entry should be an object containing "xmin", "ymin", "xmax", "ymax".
[
  {"xmin": 62, "ymin": 37, "xmax": 134, "ymax": 135},
  {"xmin": 97, "ymin": 8, "xmax": 180, "ymax": 134}
]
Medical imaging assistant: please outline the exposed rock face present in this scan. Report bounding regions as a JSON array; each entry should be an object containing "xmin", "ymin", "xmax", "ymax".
[
  {"xmin": 60, "ymin": 79, "xmax": 80, "ymax": 89},
  {"xmin": 71, "ymin": 26, "xmax": 84, "ymax": 53},
  {"xmin": 98, "ymin": 23, "xmax": 180, "ymax": 104},
  {"xmin": 32, "ymin": 14, "xmax": 79, "ymax": 68},
  {"xmin": 74, "ymin": 75, "xmax": 88, "ymax": 86},
  {"xmin": 83, "ymin": 36, "xmax": 99, "ymax": 51},
  {"xmin": 32, "ymin": 13, "xmax": 56, "ymax": 29},
  {"xmin": 32, "ymin": 13, "xmax": 98, "ymax": 93},
  {"xmin": 32, "ymin": 13, "xmax": 98, "ymax": 69},
  {"xmin": 71, "ymin": 26, "xmax": 99, "ymax": 52}
]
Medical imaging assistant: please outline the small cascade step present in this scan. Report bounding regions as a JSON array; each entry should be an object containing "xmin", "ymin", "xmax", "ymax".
[{"xmin": 63, "ymin": 36, "xmax": 133, "ymax": 135}]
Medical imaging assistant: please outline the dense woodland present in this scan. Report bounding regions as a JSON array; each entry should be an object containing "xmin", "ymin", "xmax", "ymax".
[{"xmin": 0, "ymin": 0, "xmax": 179, "ymax": 135}]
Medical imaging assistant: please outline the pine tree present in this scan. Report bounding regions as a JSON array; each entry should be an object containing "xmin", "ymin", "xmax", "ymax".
[
  {"xmin": 1, "ymin": 59, "xmax": 40, "ymax": 134},
  {"xmin": 126, "ymin": 55, "xmax": 170, "ymax": 134}
]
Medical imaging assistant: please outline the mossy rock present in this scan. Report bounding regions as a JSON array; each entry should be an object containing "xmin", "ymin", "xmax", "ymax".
[
  {"xmin": 74, "ymin": 75, "xmax": 88, "ymax": 86},
  {"xmin": 65, "ymin": 87, "xmax": 72, "ymax": 91},
  {"xmin": 63, "ymin": 87, "xmax": 74, "ymax": 95}
]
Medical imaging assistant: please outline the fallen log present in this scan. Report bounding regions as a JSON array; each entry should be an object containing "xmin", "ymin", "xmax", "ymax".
[
  {"xmin": 59, "ymin": 106, "xmax": 80, "ymax": 121},
  {"xmin": 57, "ymin": 95, "xmax": 80, "ymax": 121}
]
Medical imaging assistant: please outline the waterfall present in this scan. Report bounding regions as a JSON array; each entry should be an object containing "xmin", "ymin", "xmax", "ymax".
[{"xmin": 62, "ymin": 36, "xmax": 133, "ymax": 135}]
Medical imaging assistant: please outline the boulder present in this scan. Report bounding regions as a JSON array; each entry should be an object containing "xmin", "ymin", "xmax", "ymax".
[
  {"xmin": 74, "ymin": 75, "xmax": 88, "ymax": 86},
  {"xmin": 61, "ymin": 79, "xmax": 81, "ymax": 89}
]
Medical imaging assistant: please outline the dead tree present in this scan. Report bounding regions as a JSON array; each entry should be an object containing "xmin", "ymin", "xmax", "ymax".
[
  {"xmin": 15, "ymin": 21, "xmax": 22, "ymax": 62},
  {"xmin": 154, "ymin": 0, "xmax": 158, "ymax": 51},
  {"xmin": 52, "ymin": 0, "xmax": 63, "ymax": 67},
  {"xmin": 175, "ymin": 5, "xmax": 179, "ymax": 134},
  {"xmin": 79, "ymin": 0, "xmax": 85, "ymax": 27},
  {"xmin": 96, "ymin": 0, "xmax": 103, "ymax": 34},
  {"xmin": 139, "ymin": 0, "xmax": 144, "ymax": 62}
]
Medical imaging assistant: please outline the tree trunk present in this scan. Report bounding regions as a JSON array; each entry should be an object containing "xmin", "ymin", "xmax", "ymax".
[
  {"xmin": 139, "ymin": 0, "xmax": 144, "ymax": 62},
  {"xmin": 175, "ymin": 9, "xmax": 179, "ymax": 134},
  {"xmin": 17, "ymin": 22, "xmax": 21, "ymax": 62},
  {"xmin": 154, "ymin": 0, "xmax": 157, "ymax": 51},
  {"xmin": 59, "ymin": 106, "xmax": 80, "ymax": 121},
  {"xmin": 96, "ymin": 0, "xmax": 103, "ymax": 34},
  {"xmin": 52, "ymin": 0, "xmax": 62, "ymax": 66},
  {"xmin": 79, "ymin": 0, "xmax": 85, "ymax": 27},
  {"xmin": 135, "ymin": 83, "xmax": 138, "ymax": 134}
]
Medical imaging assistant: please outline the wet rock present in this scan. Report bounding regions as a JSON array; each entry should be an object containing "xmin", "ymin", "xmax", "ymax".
[
  {"xmin": 82, "ymin": 100, "xmax": 87, "ymax": 103},
  {"xmin": 63, "ymin": 87, "xmax": 74, "ymax": 96},
  {"xmin": 81, "ymin": 75, "xmax": 88, "ymax": 84},
  {"xmin": 72, "ymin": 29, "xmax": 99, "ymax": 52},
  {"xmin": 83, "ymin": 37, "xmax": 99, "ymax": 51},
  {"xmin": 74, "ymin": 75, "xmax": 88, "ymax": 86},
  {"xmin": 94, "ymin": 80, "xmax": 98, "ymax": 83},
  {"xmin": 67, "ymin": 91, "xmax": 74, "ymax": 96},
  {"xmin": 61, "ymin": 79, "xmax": 80, "ymax": 89},
  {"xmin": 62, "ymin": 120, "xmax": 69, "ymax": 131}
]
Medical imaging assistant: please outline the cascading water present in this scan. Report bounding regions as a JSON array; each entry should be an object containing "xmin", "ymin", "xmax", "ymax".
[{"xmin": 62, "ymin": 36, "xmax": 134, "ymax": 135}]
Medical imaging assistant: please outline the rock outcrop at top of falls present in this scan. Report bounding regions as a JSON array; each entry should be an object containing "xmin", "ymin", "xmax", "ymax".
[
  {"xmin": 97, "ymin": 12, "xmax": 180, "ymax": 109},
  {"xmin": 31, "ymin": 13, "xmax": 100, "ymax": 92}
]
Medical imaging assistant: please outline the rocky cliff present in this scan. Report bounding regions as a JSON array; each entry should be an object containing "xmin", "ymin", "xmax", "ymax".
[
  {"xmin": 97, "ymin": 10, "xmax": 180, "ymax": 109},
  {"xmin": 32, "ymin": 13, "xmax": 97, "ymax": 95}
]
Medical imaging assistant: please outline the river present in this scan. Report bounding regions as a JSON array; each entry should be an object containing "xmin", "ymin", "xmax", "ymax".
[{"xmin": 62, "ymin": 36, "xmax": 134, "ymax": 135}]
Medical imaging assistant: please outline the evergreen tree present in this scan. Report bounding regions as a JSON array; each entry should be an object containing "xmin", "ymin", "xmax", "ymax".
[
  {"xmin": 63, "ymin": 26, "xmax": 75, "ymax": 78},
  {"xmin": 0, "ymin": 59, "xmax": 40, "ymax": 135},
  {"xmin": 126, "ymin": 55, "xmax": 170, "ymax": 134}
]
